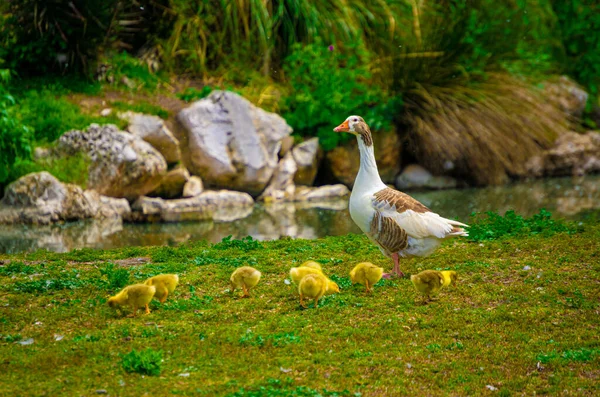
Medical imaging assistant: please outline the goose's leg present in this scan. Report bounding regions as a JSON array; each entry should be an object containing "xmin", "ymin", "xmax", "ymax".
[
  {"xmin": 391, "ymin": 253, "xmax": 404, "ymax": 277},
  {"xmin": 383, "ymin": 253, "xmax": 404, "ymax": 279}
]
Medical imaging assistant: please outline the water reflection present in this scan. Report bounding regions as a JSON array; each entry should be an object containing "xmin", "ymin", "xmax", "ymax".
[{"xmin": 1, "ymin": 175, "xmax": 598, "ymax": 253}]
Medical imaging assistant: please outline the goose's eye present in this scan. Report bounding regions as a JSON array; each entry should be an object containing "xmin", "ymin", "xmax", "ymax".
[{"xmin": 352, "ymin": 118, "xmax": 358, "ymax": 122}]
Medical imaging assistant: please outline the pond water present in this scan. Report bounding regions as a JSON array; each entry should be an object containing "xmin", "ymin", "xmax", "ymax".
[{"xmin": 1, "ymin": 175, "xmax": 599, "ymax": 254}]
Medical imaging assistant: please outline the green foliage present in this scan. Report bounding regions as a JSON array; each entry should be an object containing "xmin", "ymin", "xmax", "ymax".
[
  {"xmin": 0, "ymin": 261, "xmax": 36, "ymax": 276},
  {"xmin": 468, "ymin": 209, "xmax": 576, "ymax": 242},
  {"xmin": 9, "ymin": 152, "xmax": 90, "ymax": 188},
  {"xmin": 101, "ymin": 52, "xmax": 165, "ymax": 91},
  {"xmin": 0, "ymin": 1, "xmax": 169, "ymax": 75},
  {"xmin": 110, "ymin": 100, "xmax": 169, "ymax": 119},
  {"xmin": 283, "ymin": 40, "xmax": 400, "ymax": 150},
  {"xmin": 177, "ymin": 86, "xmax": 213, "ymax": 103},
  {"xmin": 329, "ymin": 275, "xmax": 352, "ymax": 290},
  {"xmin": 160, "ymin": 0, "xmax": 401, "ymax": 75},
  {"xmin": 537, "ymin": 348, "xmax": 600, "ymax": 364},
  {"xmin": 18, "ymin": 90, "xmax": 123, "ymax": 143},
  {"xmin": 551, "ymin": 1, "xmax": 600, "ymax": 96},
  {"xmin": 120, "ymin": 348, "xmax": 163, "ymax": 376},
  {"xmin": 100, "ymin": 263, "xmax": 130, "ymax": 291},
  {"xmin": 214, "ymin": 235, "xmax": 261, "ymax": 252},
  {"xmin": 0, "ymin": 70, "xmax": 32, "ymax": 186}
]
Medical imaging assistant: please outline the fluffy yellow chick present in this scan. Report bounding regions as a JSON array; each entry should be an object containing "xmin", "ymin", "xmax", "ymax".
[
  {"xmin": 230, "ymin": 266, "xmax": 261, "ymax": 298},
  {"xmin": 144, "ymin": 274, "xmax": 179, "ymax": 303},
  {"xmin": 300, "ymin": 261, "xmax": 323, "ymax": 271},
  {"xmin": 289, "ymin": 266, "xmax": 339, "ymax": 294},
  {"xmin": 440, "ymin": 270, "xmax": 458, "ymax": 287},
  {"xmin": 349, "ymin": 262, "xmax": 384, "ymax": 293},
  {"xmin": 107, "ymin": 284, "xmax": 156, "ymax": 317},
  {"xmin": 410, "ymin": 270, "xmax": 444, "ymax": 303},
  {"xmin": 298, "ymin": 273, "xmax": 328, "ymax": 309},
  {"xmin": 289, "ymin": 266, "xmax": 323, "ymax": 284}
]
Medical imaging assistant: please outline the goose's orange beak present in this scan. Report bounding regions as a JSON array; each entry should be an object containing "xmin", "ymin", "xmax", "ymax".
[{"xmin": 333, "ymin": 120, "xmax": 350, "ymax": 132}]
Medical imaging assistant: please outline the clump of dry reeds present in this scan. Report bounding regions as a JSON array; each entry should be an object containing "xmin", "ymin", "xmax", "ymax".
[{"xmin": 402, "ymin": 72, "xmax": 571, "ymax": 185}]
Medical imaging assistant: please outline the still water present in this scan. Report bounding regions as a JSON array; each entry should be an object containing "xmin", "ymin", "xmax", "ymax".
[{"xmin": 1, "ymin": 175, "xmax": 599, "ymax": 254}]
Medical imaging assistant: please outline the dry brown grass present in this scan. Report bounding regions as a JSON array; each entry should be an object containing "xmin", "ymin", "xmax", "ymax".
[{"xmin": 402, "ymin": 72, "xmax": 571, "ymax": 185}]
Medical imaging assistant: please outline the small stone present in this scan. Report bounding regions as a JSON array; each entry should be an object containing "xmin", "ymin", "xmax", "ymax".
[
  {"xmin": 182, "ymin": 176, "xmax": 204, "ymax": 198},
  {"xmin": 100, "ymin": 108, "xmax": 112, "ymax": 117},
  {"xmin": 17, "ymin": 338, "xmax": 34, "ymax": 345},
  {"xmin": 486, "ymin": 385, "xmax": 498, "ymax": 391},
  {"xmin": 178, "ymin": 373, "xmax": 190, "ymax": 377},
  {"xmin": 406, "ymin": 363, "xmax": 412, "ymax": 369},
  {"xmin": 95, "ymin": 390, "xmax": 108, "ymax": 394},
  {"xmin": 54, "ymin": 334, "xmax": 64, "ymax": 341},
  {"xmin": 280, "ymin": 367, "xmax": 292, "ymax": 373},
  {"xmin": 284, "ymin": 279, "xmax": 291, "ymax": 285},
  {"xmin": 523, "ymin": 265, "xmax": 531, "ymax": 271}
]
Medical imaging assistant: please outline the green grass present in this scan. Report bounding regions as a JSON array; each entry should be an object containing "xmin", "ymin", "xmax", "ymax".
[
  {"xmin": 110, "ymin": 100, "xmax": 170, "ymax": 120},
  {"xmin": 0, "ymin": 223, "xmax": 599, "ymax": 395}
]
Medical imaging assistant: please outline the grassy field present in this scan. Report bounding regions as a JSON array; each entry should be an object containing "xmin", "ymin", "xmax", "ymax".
[{"xmin": 0, "ymin": 218, "xmax": 599, "ymax": 396}]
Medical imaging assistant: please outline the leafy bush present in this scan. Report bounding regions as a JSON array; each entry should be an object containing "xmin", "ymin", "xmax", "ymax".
[
  {"xmin": 0, "ymin": 0, "xmax": 169, "ymax": 75},
  {"xmin": 100, "ymin": 52, "xmax": 165, "ymax": 91},
  {"xmin": 177, "ymin": 86, "xmax": 213, "ymax": 103},
  {"xmin": 17, "ymin": 90, "xmax": 123, "ymax": 143},
  {"xmin": 283, "ymin": 40, "xmax": 400, "ymax": 150},
  {"xmin": 0, "ymin": 70, "xmax": 32, "ymax": 187},
  {"xmin": 120, "ymin": 348, "xmax": 162, "ymax": 376},
  {"xmin": 468, "ymin": 209, "xmax": 576, "ymax": 241},
  {"xmin": 9, "ymin": 152, "xmax": 90, "ymax": 188},
  {"xmin": 551, "ymin": 0, "xmax": 600, "ymax": 96},
  {"xmin": 100, "ymin": 263, "xmax": 130, "ymax": 291}
]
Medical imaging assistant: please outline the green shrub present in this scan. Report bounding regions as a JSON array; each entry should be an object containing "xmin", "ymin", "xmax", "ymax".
[
  {"xmin": 100, "ymin": 52, "xmax": 165, "ymax": 91},
  {"xmin": 9, "ymin": 152, "xmax": 90, "ymax": 188},
  {"xmin": 551, "ymin": 0, "xmax": 600, "ymax": 96},
  {"xmin": 177, "ymin": 86, "xmax": 213, "ymax": 103},
  {"xmin": 283, "ymin": 40, "xmax": 400, "ymax": 150},
  {"xmin": 100, "ymin": 263, "xmax": 130, "ymax": 291},
  {"xmin": 120, "ymin": 348, "xmax": 163, "ymax": 376},
  {"xmin": 0, "ymin": 1, "xmax": 169, "ymax": 75},
  {"xmin": 0, "ymin": 95, "xmax": 32, "ymax": 186},
  {"xmin": 18, "ymin": 90, "xmax": 117, "ymax": 143}
]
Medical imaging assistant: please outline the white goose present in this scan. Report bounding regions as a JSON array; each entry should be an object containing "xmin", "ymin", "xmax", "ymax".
[{"xmin": 333, "ymin": 116, "xmax": 468, "ymax": 277}]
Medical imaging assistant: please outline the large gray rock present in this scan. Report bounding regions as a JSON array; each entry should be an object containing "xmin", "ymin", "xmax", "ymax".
[
  {"xmin": 129, "ymin": 190, "xmax": 254, "ymax": 223},
  {"xmin": 177, "ymin": 91, "xmax": 293, "ymax": 196},
  {"xmin": 294, "ymin": 184, "xmax": 350, "ymax": 202},
  {"xmin": 292, "ymin": 138, "xmax": 320, "ymax": 186},
  {"xmin": 148, "ymin": 166, "xmax": 190, "ymax": 199},
  {"xmin": 0, "ymin": 172, "xmax": 129, "ymax": 224},
  {"xmin": 259, "ymin": 152, "xmax": 297, "ymax": 202},
  {"xmin": 395, "ymin": 164, "xmax": 458, "ymax": 190},
  {"xmin": 526, "ymin": 131, "xmax": 600, "ymax": 177},
  {"xmin": 120, "ymin": 112, "xmax": 181, "ymax": 164},
  {"xmin": 57, "ymin": 124, "xmax": 167, "ymax": 200}
]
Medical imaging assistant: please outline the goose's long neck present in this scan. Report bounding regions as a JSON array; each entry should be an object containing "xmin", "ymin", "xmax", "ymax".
[{"xmin": 355, "ymin": 137, "xmax": 384, "ymax": 190}]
